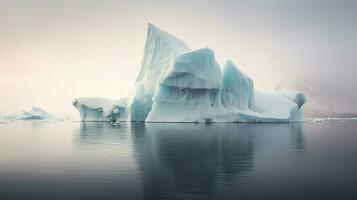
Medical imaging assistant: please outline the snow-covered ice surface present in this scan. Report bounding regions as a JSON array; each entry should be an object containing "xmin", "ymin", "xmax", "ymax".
[{"xmin": 74, "ymin": 24, "xmax": 306, "ymax": 123}]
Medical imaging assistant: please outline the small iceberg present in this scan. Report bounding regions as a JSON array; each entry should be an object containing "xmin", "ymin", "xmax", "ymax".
[
  {"xmin": 21, "ymin": 107, "xmax": 57, "ymax": 120},
  {"xmin": 313, "ymin": 118, "xmax": 325, "ymax": 123}
]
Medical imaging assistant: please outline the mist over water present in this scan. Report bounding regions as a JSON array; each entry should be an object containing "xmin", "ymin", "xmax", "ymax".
[{"xmin": 1, "ymin": 121, "xmax": 357, "ymax": 199}]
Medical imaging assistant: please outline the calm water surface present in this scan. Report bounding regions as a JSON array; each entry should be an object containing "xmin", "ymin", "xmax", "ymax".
[{"xmin": 0, "ymin": 120, "xmax": 357, "ymax": 199}]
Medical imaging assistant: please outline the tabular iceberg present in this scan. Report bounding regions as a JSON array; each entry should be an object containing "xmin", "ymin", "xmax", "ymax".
[{"xmin": 74, "ymin": 23, "xmax": 306, "ymax": 123}]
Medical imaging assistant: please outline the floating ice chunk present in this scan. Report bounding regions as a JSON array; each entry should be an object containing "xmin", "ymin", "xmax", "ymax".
[{"xmin": 313, "ymin": 118, "xmax": 324, "ymax": 122}]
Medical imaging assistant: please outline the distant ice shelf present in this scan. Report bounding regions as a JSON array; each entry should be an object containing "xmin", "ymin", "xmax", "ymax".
[{"xmin": 74, "ymin": 24, "xmax": 306, "ymax": 123}]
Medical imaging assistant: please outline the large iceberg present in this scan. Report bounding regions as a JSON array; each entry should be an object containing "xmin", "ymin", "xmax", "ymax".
[{"xmin": 74, "ymin": 24, "xmax": 306, "ymax": 123}]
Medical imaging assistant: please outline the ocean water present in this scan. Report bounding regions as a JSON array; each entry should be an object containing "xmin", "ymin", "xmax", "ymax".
[{"xmin": 0, "ymin": 120, "xmax": 357, "ymax": 200}]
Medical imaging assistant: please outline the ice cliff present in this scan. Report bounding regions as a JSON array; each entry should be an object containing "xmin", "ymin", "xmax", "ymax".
[
  {"xmin": 128, "ymin": 23, "xmax": 190, "ymax": 121},
  {"xmin": 222, "ymin": 60, "xmax": 254, "ymax": 111},
  {"xmin": 74, "ymin": 23, "xmax": 306, "ymax": 122},
  {"xmin": 146, "ymin": 48, "xmax": 225, "ymax": 122}
]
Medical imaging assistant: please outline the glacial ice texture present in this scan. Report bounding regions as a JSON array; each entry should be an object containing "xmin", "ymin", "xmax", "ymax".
[
  {"xmin": 128, "ymin": 23, "xmax": 190, "ymax": 122},
  {"xmin": 73, "ymin": 23, "xmax": 306, "ymax": 123}
]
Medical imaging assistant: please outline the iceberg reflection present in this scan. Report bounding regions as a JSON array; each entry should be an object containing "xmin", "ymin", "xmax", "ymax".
[{"xmin": 130, "ymin": 123, "xmax": 304, "ymax": 199}]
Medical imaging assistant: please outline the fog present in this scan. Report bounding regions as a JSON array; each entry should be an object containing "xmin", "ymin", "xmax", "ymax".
[{"xmin": 0, "ymin": 0, "xmax": 356, "ymax": 117}]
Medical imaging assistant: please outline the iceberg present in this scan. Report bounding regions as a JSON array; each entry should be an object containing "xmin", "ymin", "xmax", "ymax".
[
  {"xmin": 21, "ymin": 107, "xmax": 57, "ymax": 120},
  {"xmin": 73, "ymin": 23, "xmax": 306, "ymax": 123},
  {"xmin": 73, "ymin": 97, "xmax": 127, "ymax": 121}
]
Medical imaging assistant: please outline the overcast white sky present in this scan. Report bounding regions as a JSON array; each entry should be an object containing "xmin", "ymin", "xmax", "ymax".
[{"xmin": 0, "ymin": 0, "xmax": 356, "ymax": 117}]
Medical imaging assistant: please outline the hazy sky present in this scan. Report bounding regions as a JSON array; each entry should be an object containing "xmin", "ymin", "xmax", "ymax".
[{"xmin": 0, "ymin": 0, "xmax": 356, "ymax": 117}]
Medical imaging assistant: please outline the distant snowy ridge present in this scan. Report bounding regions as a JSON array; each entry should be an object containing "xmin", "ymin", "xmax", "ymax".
[{"xmin": 74, "ymin": 24, "xmax": 306, "ymax": 123}]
